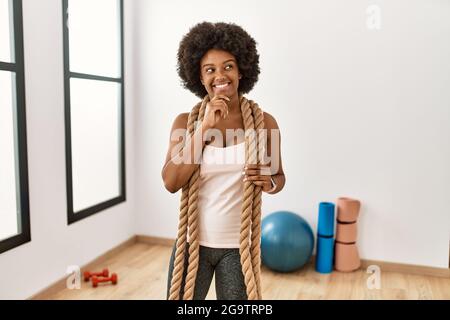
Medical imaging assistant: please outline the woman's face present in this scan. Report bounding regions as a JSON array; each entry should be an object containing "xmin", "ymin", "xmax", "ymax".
[{"xmin": 200, "ymin": 49, "xmax": 242, "ymax": 99}]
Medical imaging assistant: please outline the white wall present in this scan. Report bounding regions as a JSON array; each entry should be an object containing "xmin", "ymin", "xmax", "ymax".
[
  {"xmin": 134, "ymin": 0, "xmax": 450, "ymax": 268},
  {"xmin": 0, "ymin": 0, "xmax": 136, "ymax": 299},
  {"xmin": 0, "ymin": 0, "xmax": 448, "ymax": 300}
]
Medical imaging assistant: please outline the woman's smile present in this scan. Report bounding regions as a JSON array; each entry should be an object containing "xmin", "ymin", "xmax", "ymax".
[{"xmin": 213, "ymin": 81, "xmax": 232, "ymax": 93}]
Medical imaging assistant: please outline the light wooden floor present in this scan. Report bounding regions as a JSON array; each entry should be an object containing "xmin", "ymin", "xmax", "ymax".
[{"xmin": 44, "ymin": 243, "xmax": 450, "ymax": 300}]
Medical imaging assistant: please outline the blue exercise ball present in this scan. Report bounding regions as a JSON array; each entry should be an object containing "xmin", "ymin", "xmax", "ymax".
[{"xmin": 261, "ymin": 211, "xmax": 315, "ymax": 273}]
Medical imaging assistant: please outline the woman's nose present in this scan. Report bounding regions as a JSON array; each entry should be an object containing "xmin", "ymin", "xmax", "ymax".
[
  {"xmin": 215, "ymin": 68, "xmax": 226, "ymax": 78},
  {"xmin": 215, "ymin": 73, "xmax": 226, "ymax": 81}
]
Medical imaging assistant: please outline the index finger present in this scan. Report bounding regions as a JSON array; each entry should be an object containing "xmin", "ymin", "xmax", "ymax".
[
  {"xmin": 244, "ymin": 163, "xmax": 270, "ymax": 170},
  {"xmin": 245, "ymin": 167, "xmax": 271, "ymax": 176},
  {"xmin": 244, "ymin": 164, "xmax": 270, "ymax": 170},
  {"xmin": 213, "ymin": 95, "xmax": 231, "ymax": 102}
]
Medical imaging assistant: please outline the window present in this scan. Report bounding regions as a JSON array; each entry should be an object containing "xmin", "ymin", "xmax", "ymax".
[
  {"xmin": 63, "ymin": 0, "xmax": 125, "ymax": 224},
  {"xmin": 0, "ymin": 0, "xmax": 31, "ymax": 254}
]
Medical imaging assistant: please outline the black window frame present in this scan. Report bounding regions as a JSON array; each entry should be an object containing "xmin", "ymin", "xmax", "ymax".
[
  {"xmin": 0, "ymin": 0, "xmax": 31, "ymax": 254},
  {"xmin": 62, "ymin": 0, "xmax": 126, "ymax": 225}
]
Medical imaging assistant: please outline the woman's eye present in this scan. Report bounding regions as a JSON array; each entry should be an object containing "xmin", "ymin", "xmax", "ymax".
[
  {"xmin": 206, "ymin": 68, "xmax": 214, "ymax": 73},
  {"xmin": 225, "ymin": 65, "xmax": 233, "ymax": 70}
]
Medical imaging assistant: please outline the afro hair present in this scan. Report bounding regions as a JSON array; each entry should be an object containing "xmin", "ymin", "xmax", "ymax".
[{"xmin": 177, "ymin": 22, "xmax": 260, "ymax": 98}]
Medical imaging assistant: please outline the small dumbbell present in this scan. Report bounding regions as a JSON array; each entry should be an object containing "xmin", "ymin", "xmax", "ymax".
[
  {"xmin": 83, "ymin": 269, "xmax": 109, "ymax": 282},
  {"xmin": 91, "ymin": 273, "xmax": 118, "ymax": 288}
]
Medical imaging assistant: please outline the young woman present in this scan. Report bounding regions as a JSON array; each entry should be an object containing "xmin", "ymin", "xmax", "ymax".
[{"xmin": 162, "ymin": 22, "xmax": 285, "ymax": 300}]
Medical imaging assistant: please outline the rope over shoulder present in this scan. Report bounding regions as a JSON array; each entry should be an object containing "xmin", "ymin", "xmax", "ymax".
[{"xmin": 168, "ymin": 94, "xmax": 265, "ymax": 300}]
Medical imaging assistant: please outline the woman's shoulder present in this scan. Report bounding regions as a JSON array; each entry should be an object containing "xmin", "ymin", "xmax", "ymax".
[
  {"xmin": 171, "ymin": 112, "xmax": 190, "ymax": 129},
  {"xmin": 263, "ymin": 111, "xmax": 279, "ymax": 129},
  {"xmin": 175, "ymin": 112, "xmax": 190, "ymax": 121}
]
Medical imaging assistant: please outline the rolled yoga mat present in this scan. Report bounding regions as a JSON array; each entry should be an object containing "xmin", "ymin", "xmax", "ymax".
[
  {"xmin": 334, "ymin": 197, "xmax": 361, "ymax": 272},
  {"xmin": 315, "ymin": 202, "xmax": 335, "ymax": 273}
]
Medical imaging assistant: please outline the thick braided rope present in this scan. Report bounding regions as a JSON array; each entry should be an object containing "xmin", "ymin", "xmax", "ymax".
[
  {"xmin": 182, "ymin": 100, "xmax": 207, "ymax": 299},
  {"xmin": 168, "ymin": 101, "xmax": 203, "ymax": 300},
  {"xmin": 249, "ymin": 100, "xmax": 264, "ymax": 300},
  {"xmin": 169, "ymin": 95, "xmax": 263, "ymax": 300},
  {"xmin": 239, "ymin": 96, "xmax": 260, "ymax": 300}
]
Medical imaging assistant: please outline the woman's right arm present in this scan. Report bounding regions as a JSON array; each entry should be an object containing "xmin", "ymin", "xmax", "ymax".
[
  {"xmin": 161, "ymin": 96, "xmax": 229, "ymax": 193},
  {"xmin": 161, "ymin": 113, "xmax": 207, "ymax": 193}
]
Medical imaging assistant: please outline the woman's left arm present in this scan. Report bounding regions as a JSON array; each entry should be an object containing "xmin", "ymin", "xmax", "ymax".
[{"xmin": 243, "ymin": 112, "xmax": 286, "ymax": 194}]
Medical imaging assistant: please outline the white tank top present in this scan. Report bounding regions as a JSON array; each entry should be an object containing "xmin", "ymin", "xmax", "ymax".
[{"xmin": 192, "ymin": 141, "xmax": 246, "ymax": 248}]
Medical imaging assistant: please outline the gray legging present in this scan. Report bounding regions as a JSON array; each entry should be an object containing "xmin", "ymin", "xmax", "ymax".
[{"xmin": 166, "ymin": 241, "xmax": 247, "ymax": 300}]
